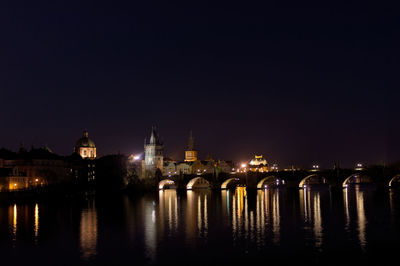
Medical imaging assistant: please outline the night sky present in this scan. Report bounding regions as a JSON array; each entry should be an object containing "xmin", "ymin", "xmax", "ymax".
[{"xmin": 0, "ymin": 1, "xmax": 398, "ymax": 168}]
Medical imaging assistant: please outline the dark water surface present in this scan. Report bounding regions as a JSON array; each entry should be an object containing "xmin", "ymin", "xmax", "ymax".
[{"xmin": 1, "ymin": 187, "xmax": 400, "ymax": 265}]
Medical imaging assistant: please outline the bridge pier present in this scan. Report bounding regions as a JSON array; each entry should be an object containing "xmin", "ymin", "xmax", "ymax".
[{"xmin": 245, "ymin": 174, "xmax": 258, "ymax": 189}]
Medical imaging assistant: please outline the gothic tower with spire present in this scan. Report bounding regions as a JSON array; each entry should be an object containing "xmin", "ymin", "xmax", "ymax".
[
  {"xmin": 185, "ymin": 131, "xmax": 198, "ymax": 162},
  {"xmin": 144, "ymin": 126, "xmax": 164, "ymax": 176}
]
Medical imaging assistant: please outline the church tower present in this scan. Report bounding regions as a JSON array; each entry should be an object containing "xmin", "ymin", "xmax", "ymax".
[
  {"xmin": 144, "ymin": 127, "xmax": 164, "ymax": 176},
  {"xmin": 185, "ymin": 131, "xmax": 198, "ymax": 162}
]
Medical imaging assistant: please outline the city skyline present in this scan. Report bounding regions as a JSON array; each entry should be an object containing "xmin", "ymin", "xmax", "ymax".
[
  {"xmin": 0, "ymin": 127, "xmax": 392, "ymax": 169},
  {"xmin": 0, "ymin": 1, "xmax": 398, "ymax": 168}
]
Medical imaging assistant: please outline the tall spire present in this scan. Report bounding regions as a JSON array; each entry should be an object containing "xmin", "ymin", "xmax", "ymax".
[
  {"xmin": 149, "ymin": 126, "xmax": 162, "ymax": 145},
  {"xmin": 188, "ymin": 130, "xmax": 194, "ymax": 150},
  {"xmin": 149, "ymin": 126, "xmax": 156, "ymax": 144}
]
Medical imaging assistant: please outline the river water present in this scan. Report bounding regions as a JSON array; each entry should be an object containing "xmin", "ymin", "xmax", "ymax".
[{"xmin": 1, "ymin": 187, "xmax": 400, "ymax": 265}]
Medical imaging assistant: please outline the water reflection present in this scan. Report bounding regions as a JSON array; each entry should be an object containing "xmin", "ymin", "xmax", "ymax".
[
  {"xmin": 343, "ymin": 187, "xmax": 368, "ymax": 250},
  {"xmin": 80, "ymin": 199, "xmax": 98, "ymax": 260},
  {"xmin": 0, "ymin": 188, "xmax": 397, "ymax": 265},
  {"xmin": 390, "ymin": 190, "xmax": 394, "ymax": 217},
  {"xmin": 143, "ymin": 197, "xmax": 157, "ymax": 263},
  {"xmin": 299, "ymin": 188, "xmax": 324, "ymax": 248},
  {"xmin": 222, "ymin": 187, "xmax": 284, "ymax": 247},
  {"xmin": 271, "ymin": 189, "xmax": 281, "ymax": 244},
  {"xmin": 159, "ymin": 189, "xmax": 179, "ymax": 234},
  {"xmin": 389, "ymin": 190, "xmax": 399, "ymax": 219},
  {"xmin": 34, "ymin": 203, "xmax": 39, "ymax": 242},
  {"xmin": 186, "ymin": 190, "xmax": 209, "ymax": 239},
  {"xmin": 232, "ymin": 187, "xmax": 247, "ymax": 240},
  {"xmin": 257, "ymin": 189, "xmax": 282, "ymax": 245},
  {"xmin": 9, "ymin": 204, "xmax": 17, "ymax": 245}
]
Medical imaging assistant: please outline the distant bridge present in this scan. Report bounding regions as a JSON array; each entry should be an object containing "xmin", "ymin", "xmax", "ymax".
[{"xmin": 157, "ymin": 170, "xmax": 400, "ymax": 190}]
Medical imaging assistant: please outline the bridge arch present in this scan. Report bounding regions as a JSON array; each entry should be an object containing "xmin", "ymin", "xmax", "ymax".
[
  {"xmin": 389, "ymin": 175, "xmax": 400, "ymax": 188},
  {"xmin": 186, "ymin": 177, "xmax": 210, "ymax": 190},
  {"xmin": 298, "ymin": 174, "xmax": 328, "ymax": 188},
  {"xmin": 221, "ymin": 178, "xmax": 241, "ymax": 190},
  {"xmin": 342, "ymin": 174, "xmax": 373, "ymax": 188},
  {"xmin": 257, "ymin": 176, "xmax": 285, "ymax": 189},
  {"xmin": 158, "ymin": 179, "xmax": 176, "ymax": 190}
]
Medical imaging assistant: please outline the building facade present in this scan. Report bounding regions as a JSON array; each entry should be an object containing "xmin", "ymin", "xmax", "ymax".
[{"xmin": 0, "ymin": 147, "xmax": 89, "ymax": 191}]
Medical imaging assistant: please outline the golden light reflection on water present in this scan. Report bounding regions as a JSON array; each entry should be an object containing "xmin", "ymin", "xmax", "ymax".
[
  {"xmin": 256, "ymin": 190, "xmax": 265, "ymax": 245},
  {"xmin": 9, "ymin": 204, "xmax": 17, "ymax": 245},
  {"xmin": 300, "ymin": 189, "xmax": 323, "ymax": 248},
  {"xmin": 80, "ymin": 199, "xmax": 98, "ymax": 260},
  {"xmin": 222, "ymin": 187, "xmax": 283, "ymax": 246},
  {"xmin": 34, "ymin": 203, "xmax": 39, "ymax": 241},
  {"xmin": 8, "ymin": 203, "xmax": 40, "ymax": 246},
  {"xmin": 271, "ymin": 189, "xmax": 280, "ymax": 244},
  {"xmin": 186, "ymin": 190, "xmax": 209, "ymax": 239},
  {"xmin": 261, "ymin": 189, "xmax": 281, "ymax": 245},
  {"xmin": 232, "ymin": 187, "xmax": 247, "ymax": 239},
  {"xmin": 13, "ymin": 204, "xmax": 17, "ymax": 236},
  {"xmin": 343, "ymin": 187, "xmax": 368, "ymax": 250},
  {"xmin": 356, "ymin": 188, "xmax": 367, "ymax": 250},
  {"xmin": 313, "ymin": 193, "xmax": 322, "ymax": 248},
  {"xmin": 159, "ymin": 189, "xmax": 178, "ymax": 234}
]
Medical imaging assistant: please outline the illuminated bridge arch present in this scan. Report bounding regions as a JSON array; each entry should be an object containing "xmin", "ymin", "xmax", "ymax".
[
  {"xmin": 186, "ymin": 177, "xmax": 210, "ymax": 190},
  {"xmin": 389, "ymin": 175, "xmax": 400, "ymax": 188},
  {"xmin": 221, "ymin": 178, "xmax": 241, "ymax": 190},
  {"xmin": 158, "ymin": 179, "xmax": 176, "ymax": 190},
  {"xmin": 342, "ymin": 174, "xmax": 373, "ymax": 188},
  {"xmin": 298, "ymin": 174, "xmax": 328, "ymax": 188},
  {"xmin": 257, "ymin": 176, "xmax": 285, "ymax": 189}
]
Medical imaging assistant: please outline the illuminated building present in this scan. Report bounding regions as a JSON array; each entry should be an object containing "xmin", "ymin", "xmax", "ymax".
[
  {"xmin": 216, "ymin": 160, "xmax": 234, "ymax": 174},
  {"xmin": 0, "ymin": 147, "xmax": 87, "ymax": 191},
  {"xmin": 163, "ymin": 158, "xmax": 177, "ymax": 177},
  {"xmin": 176, "ymin": 161, "xmax": 193, "ymax": 175},
  {"xmin": 191, "ymin": 159, "xmax": 215, "ymax": 175},
  {"xmin": 143, "ymin": 127, "xmax": 164, "ymax": 177},
  {"xmin": 248, "ymin": 155, "xmax": 269, "ymax": 172},
  {"xmin": 184, "ymin": 131, "xmax": 198, "ymax": 162},
  {"xmin": 75, "ymin": 131, "xmax": 97, "ymax": 159},
  {"xmin": 152, "ymin": 130, "xmax": 233, "ymax": 177},
  {"xmin": 0, "ymin": 167, "xmax": 44, "ymax": 191},
  {"xmin": 74, "ymin": 131, "xmax": 96, "ymax": 182}
]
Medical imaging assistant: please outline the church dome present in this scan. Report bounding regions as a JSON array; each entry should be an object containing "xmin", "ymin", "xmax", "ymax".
[{"xmin": 75, "ymin": 131, "xmax": 96, "ymax": 150}]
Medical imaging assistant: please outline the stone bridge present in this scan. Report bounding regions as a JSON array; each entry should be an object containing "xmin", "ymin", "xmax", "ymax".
[{"xmin": 157, "ymin": 169, "xmax": 400, "ymax": 190}]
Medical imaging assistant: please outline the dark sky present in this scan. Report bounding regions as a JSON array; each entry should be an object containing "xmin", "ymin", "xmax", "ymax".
[{"xmin": 0, "ymin": 1, "xmax": 398, "ymax": 168}]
